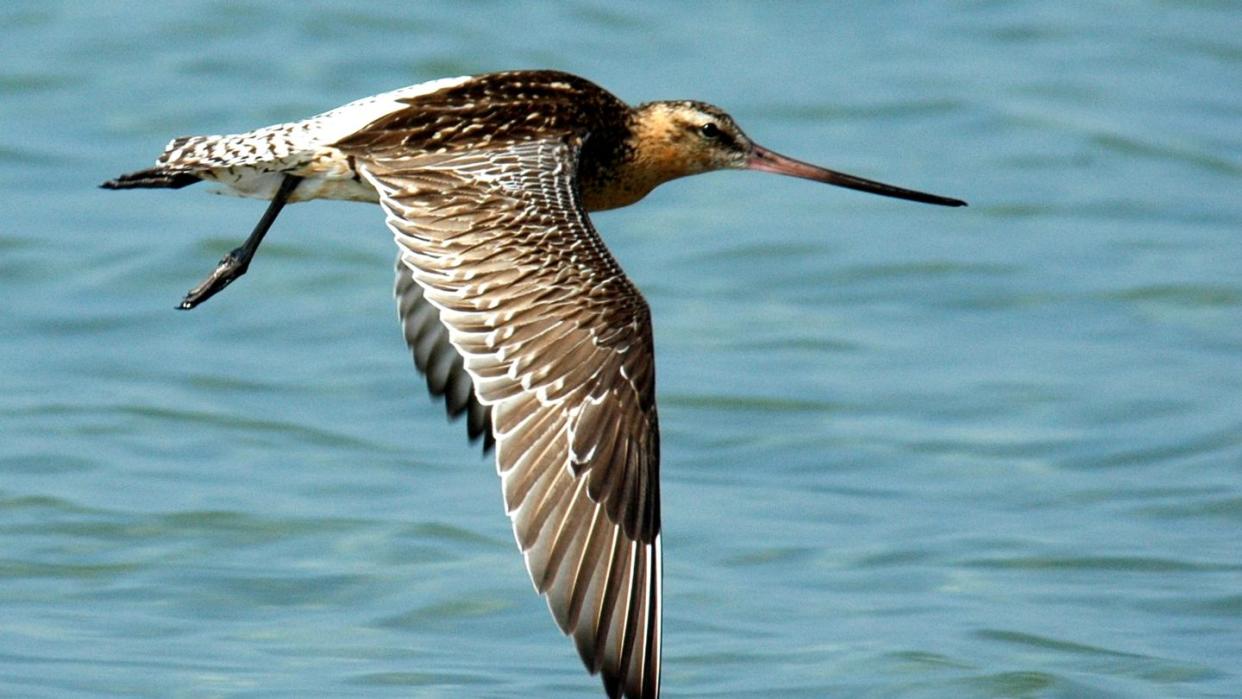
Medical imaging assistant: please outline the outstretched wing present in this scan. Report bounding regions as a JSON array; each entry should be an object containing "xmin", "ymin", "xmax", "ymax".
[{"xmin": 353, "ymin": 137, "xmax": 661, "ymax": 698}]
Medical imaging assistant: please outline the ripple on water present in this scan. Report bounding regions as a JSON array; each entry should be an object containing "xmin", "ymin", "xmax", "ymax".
[
  {"xmin": 763, "ymin": 98, "xmax": 969, "ymax": 123},
  {"xmin": 377, "ymin": 597, "xmax": 514, "ymax": 631},
  {"xmin": 1088, "ymin": 131, "xmax": 1242, "ymax": 177},
  {"xmin": 976, "ymin": 629, "xmax": 1224, "ymax": 684},
  {"xmin": 1136, "ymin": 496, "xmax": 1242, "ymax": 524},
  {"xmin": 1057, "ymin": 424, "xmax": 1242, "ymax": 470},
  {"xmin": 1112, "ymin": 283, "xmax": 1242, "ymax": 308},
  {"xmin": 348, "ymin": 670, "xmax": 501, "ymax": 688},
  {"xmin": 0, "ymin": 72, "xmax": 82, "ymax": 95},
  {"xmin": 963, "ymin": 554, "xmax": 1240, "ymax": 574}
]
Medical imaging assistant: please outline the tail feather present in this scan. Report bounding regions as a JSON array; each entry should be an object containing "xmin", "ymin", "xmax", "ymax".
[{"xmin": 100, "ymin": 168, "xmax": 201, "ymax": 190}]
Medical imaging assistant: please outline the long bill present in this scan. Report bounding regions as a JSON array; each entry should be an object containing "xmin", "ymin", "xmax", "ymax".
[{"xmin": 747, "ymin": 145, "xmax": 967, "ymax": 207}]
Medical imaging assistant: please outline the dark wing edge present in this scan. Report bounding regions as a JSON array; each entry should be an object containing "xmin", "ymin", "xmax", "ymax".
[
  {"xmin": 353, "ymin": 138, "xmax": 662, "ymax": 698},
  {"xmin": 394, "ymin": 257, "xmax": 494, "ymax": 451}
]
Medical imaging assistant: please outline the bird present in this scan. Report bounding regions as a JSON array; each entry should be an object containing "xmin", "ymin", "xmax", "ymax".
[{"xmin": 102, "ymin": 69, "xmax": 966, "ymax": 698}]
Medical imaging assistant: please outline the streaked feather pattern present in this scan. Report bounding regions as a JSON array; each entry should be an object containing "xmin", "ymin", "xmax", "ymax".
[
  {"xmin": 344, "ymin": 132, "xmax": 661, "ymax": 698},
  {"xmin": 104, "ymin": 67, "xmax": 964, "ymax": 699}
]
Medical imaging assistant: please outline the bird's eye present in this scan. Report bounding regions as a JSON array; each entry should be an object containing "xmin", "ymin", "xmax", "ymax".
[{"xmin": 699, "ymin": 122, "xmax": 721, "ymax": 139}]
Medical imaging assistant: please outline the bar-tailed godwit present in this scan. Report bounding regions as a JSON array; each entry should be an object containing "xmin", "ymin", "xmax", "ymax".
[{"xmin": 104, "ymin": 70, "xmax": 966, "ymax": 699}]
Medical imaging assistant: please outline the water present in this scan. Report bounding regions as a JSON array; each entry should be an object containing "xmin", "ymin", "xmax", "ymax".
[{"xmin": 2, "ymin": 2, "xmax": 1239, "ymax": 697}]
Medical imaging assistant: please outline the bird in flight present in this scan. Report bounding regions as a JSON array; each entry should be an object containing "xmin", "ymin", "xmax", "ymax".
[{"xmin": 103, "ymin": 70, "xmax": 965, "ymax": 698}]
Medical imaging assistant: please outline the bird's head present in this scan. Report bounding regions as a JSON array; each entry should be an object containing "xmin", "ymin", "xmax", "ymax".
[
  {"xmin": 628, "ymin": 101, "xmax": 752, "ymax": 179},
  {"xmin": 620, "ymin": 100, "xmax": 966, "ymax": 208}
]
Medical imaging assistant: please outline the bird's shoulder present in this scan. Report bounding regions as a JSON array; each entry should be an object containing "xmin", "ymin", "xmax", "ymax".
[{"xmin": 333, "ymin": 70, "xmax": 632, "ymax": 156}]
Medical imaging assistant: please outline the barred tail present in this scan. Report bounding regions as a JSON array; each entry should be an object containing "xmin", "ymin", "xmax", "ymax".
[
  {"xmin": 102, "ymin": 127, "xmax": 304, "ymax": 192},
  {"xmin": 102, "ymin": 134, "xmax": 221, "ymax": 190},
  {"xmin": 100, "ymin": 167, "xmax": 201, "ymax": 190}
]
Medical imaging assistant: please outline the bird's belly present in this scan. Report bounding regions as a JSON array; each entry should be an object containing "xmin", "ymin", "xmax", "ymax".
[
  {"xmin": 202, "ymin": 162, "xmax": 379, "ymax": 203},
  {"xmin": 290, "ymin": 176, "xmax": 380, "ymax": 203}
]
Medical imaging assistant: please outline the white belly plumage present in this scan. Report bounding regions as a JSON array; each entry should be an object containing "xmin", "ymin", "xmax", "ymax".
[{"xmin": 199, "ymin": 159, "xmax": 380, "ymax": 203}]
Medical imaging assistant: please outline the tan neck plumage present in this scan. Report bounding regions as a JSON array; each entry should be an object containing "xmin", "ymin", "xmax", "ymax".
[{"xmin": 579, "ymin": 105, "xmax": 704, "ymax": 212}]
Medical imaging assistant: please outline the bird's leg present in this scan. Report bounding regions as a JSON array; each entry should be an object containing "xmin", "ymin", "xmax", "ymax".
[{"xmin": 178, "ymin": 174, "xmax": 303, "ymax": 310}]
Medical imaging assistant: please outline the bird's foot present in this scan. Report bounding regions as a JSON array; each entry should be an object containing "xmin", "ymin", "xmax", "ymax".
[{"xmin": 178, "ymin": 248, "xmax": 250, "ymax": 310}]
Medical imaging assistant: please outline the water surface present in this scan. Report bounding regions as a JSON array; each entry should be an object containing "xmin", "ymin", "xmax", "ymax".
[{"xmin": 2, "ymin": 2, "xmax": 1239, "ymax": 697}]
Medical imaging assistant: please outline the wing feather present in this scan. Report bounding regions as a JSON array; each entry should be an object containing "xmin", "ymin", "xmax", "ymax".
[
  {"xmin": 394, "ymin": 257, "xmax": 493, "ymax": 448},
  {"xmin": 352, "ymin": 135, "xmax": 661, "ymax": 698}
]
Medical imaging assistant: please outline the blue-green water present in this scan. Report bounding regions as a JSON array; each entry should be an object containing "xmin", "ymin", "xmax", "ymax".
[{"xmin": 3, "ymin": 2, "xmax": 1240, "ymax": 697}]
